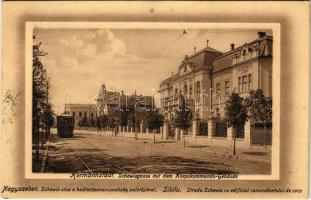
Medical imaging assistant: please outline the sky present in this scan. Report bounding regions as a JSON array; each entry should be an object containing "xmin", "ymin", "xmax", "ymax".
[{"xmin": 34, "ymin": 28, "xmax": 272, "ymax": 115}]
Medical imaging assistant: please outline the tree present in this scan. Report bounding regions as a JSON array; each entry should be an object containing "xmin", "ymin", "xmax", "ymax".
[
  {"xmin": 33, "ymin": 35, "xmax": 53, "ymax": 170},
  {"xmin": 245, "ymin": 89, "xmax": 272, "ymax": 126},
  {"xmin": 224, "ymin": 91, "xmax": 248, "ymax": 155},
  {"xmin": 145, "ymin": 109, "xmax": 164, "ymax": 130},
  {"xmin": 172, "ymin": 95, "xmax": 193, "ymax": 132}
]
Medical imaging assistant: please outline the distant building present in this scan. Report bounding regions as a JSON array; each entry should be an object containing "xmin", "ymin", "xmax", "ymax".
[
  {"xmin": 64, "ymin": 104, "xmax": 97, "ymax": 127},
  {"xmin": 65, "ymin": 84, "xmax": 154, "ymax": 128},
  {"xmin": 95, "ymin": 84, "xmax": 154, "ymax": 117},
  {"xmin": 158, "ymin": 32, "xmax": 273, "ymax": 147}
]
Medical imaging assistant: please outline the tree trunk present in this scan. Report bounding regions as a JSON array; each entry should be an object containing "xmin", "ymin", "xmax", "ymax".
[{"xmin": 232, "ymin": 126, "xmax": 237, "ymax": 155}]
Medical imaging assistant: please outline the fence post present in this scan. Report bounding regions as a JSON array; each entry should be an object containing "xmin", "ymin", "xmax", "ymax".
[
  {"xmin": 163, "ymin": 122, "xmax": 168, "ymax": 140},
  {"xmin": 207, "ymin": 119, "xmax": 214, "ymax": 144},
  {"xmin": 192, "ymin": 120, "xmax": 197, "ymax": 137},
  {"xmin": 244, "ymin": 121, "xmax": 251, "ymax": 149},
  {"xmin": 227, "ymin": 126, "xmax": 233, "ymax": 146},
  {"xmin": 175, "ymin": 128, "xmax": 180, "ymax": 141}
]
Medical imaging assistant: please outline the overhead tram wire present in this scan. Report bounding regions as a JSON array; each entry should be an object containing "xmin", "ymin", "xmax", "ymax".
[{"xmin": 161, "ymin": 29, "xmax": 189, "ymax": 52}]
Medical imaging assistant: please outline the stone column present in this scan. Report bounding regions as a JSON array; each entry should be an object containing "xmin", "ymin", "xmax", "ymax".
[
  {"xmin": 175, "ymin": 128, "xmax": 180, "ymax": 140},
  {"xmin": 192, "ymin": 120, "xmax": 198, "ymax": 137},
  {"xmin": 244, "ymin": 121, "xmax": 251, "ymax": 149},
  {"xmin": 163, "ymin": 123, "xmax": 168, "ymax": 139},
  {"xmin": 140, "ymin": 122, "xmax": 143, "ymax": 134},
  {"xmin": 227, "ymin": 126, "xmax": 233, "ymax": 146},
  {"xmin": 146, "ymin": 128, "xmax": 149, "ymax": 135},
  {"xmin": 180, "ymin": 129, "xmax": 184, "ymax": 139},
  {"xmin": 207, "ymin": 119, "xmax": 214, "ymax": 143},
  {"xmin": 118, "ymin": 125, "xmax": 122, "ymax": 133}
]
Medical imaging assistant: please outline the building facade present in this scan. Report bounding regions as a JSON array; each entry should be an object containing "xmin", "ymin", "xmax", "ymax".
[
  {"xmin": 64, "ymin": 104, "xmax": 97, "ymax": 127},
  {"xmin": 95, "ymin": 84, "xmax": 154, "ymax": 118},
  {"xmin": 158, "ymin": 32, "xmax": 273, "ymax": 148}
]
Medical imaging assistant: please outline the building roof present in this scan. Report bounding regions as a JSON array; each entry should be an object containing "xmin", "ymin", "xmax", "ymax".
[
  {"xmin": 183, "ymin": 46, "xmax": 223, "ymax": 68},
  {"xmin": 213, "ymin": 35, "xmax": 273, "ymax": 73},
  {"xmin": 66, "ymin": 104, "xmax": 96, "ymax": 109}
]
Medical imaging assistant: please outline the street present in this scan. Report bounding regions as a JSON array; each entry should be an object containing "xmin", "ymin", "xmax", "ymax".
[{"xmin": 45, "ymin": 129, "xmax": 271, "ymax": 174}]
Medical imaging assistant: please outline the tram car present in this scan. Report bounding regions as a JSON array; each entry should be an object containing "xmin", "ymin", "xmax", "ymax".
[{"xmin": 57, "ymin": 114, "xmax": 75, "ymax": 138}]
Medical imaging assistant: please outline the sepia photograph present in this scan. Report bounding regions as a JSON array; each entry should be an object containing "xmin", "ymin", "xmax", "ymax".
[
  {"xmin": 26, "ymin": 23, "xmax": 278, "ymax": 179},
  {"xmin": 2, "ymin": 1, "xmax": 309, "ymax": 199}
]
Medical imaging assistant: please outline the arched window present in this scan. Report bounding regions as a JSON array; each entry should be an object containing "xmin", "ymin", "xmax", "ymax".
[
  {"xmin": 184, "ymin": 84, "xmax": 188, "ymax": 96},
  {"xmin": 189, "ymin": 85, "xmax": 193, "ymax": 97},
  {"xmin": 196, "ymin": 81, "xmax": 201, "ymax": 99}
]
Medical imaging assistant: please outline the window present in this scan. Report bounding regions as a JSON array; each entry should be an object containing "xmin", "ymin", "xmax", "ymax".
[
  {"xmin": 189, "ymin": 85, "xmax": 193, "ymax": 95},
  {"xmin": 216, "ymin": 83, "xmax": 221, "ymax": 95},
  {"xmin": 79, "ymin": 112, "xmax": 82, "ymax": 117},
  {"xmin": 175, "ymin": 88, "xmax": 178, "ymax": 95},
  {"xmin": 184, "ymin": 84, "xmax": 188, "ymax": 96},
  {"xmin": 242, "ymin": 75, "xmax": 248, "ymax": 92},
  {"xmin": 238, "ymin": 77, "xmax": 241, "ymax": 92},
  {"xmin": 238, "ymin": 74, "xmax": 252, "ymax": 93},
  {"xmin": 216, "ymin": 108, "xmax": 220, "ymax": 118},
  {"xmin": 84, "ymin": 112, "xmax": 87, "ymax": 117},
  {"xmin": 196, "ymin": 81, "xmax": 201, "ymax": 99},
  {"xmin": 72, "ymin": 112, "xmax": 75, "ymax": 117},
  {"xmin": 91, "ymin": 113, "xmax": 94, "ymax": 117},
  {"xmin": 225, "ymin": 81, "xmax": 230, "ymax": 95},
  {"xmin": 248, "ymin": 74, "xmax": 252, "ymax": 90}
]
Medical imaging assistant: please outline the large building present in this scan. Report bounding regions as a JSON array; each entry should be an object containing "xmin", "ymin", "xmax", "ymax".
[
  {"xmin": 158, "ymin": 32, "xmax": 273, "ymax": 147},
  {"xmin": 95, "ymin": 84, "xmax": 154, "ymax": 117}
]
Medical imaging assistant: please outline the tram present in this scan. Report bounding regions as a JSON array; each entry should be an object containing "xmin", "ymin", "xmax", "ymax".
[{"xmin": 57, "ymin": 114, "xmax": 75, "ymax": 138}]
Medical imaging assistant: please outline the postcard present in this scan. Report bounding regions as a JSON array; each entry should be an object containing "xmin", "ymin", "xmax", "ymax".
[{"xmin": 1, "ymin": 1, "xmax": 309, "ymax": 199}]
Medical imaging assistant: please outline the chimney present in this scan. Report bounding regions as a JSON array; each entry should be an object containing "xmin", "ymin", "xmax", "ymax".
[
  {"xmin": 230, "ymin": 43, "xmax": 235, "ymax": 50},
  {"xmin": 258, "ymin": 32, "xmax": 266, "ymax": 39},
  {"xmin": 194, "ymin": 46, "xmax": 196, "ymax": 53},
  {"xmin": 206, "ymin": 40, "xmax": 209, "ymax": 47},
  {"xmin": 121, "ymin": 90, "xmax": 124, "ymax": 96}
]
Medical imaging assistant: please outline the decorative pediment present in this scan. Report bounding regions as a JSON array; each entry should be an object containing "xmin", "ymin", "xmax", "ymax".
[{"xmin": 179, "ymin": 63, "xmax": 193, "ymax": 76}]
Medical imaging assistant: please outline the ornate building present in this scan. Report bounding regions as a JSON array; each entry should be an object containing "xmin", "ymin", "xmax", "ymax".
[{"xmin": 159, "ymin": 32, "xmax": 273, "ymax": 147}]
